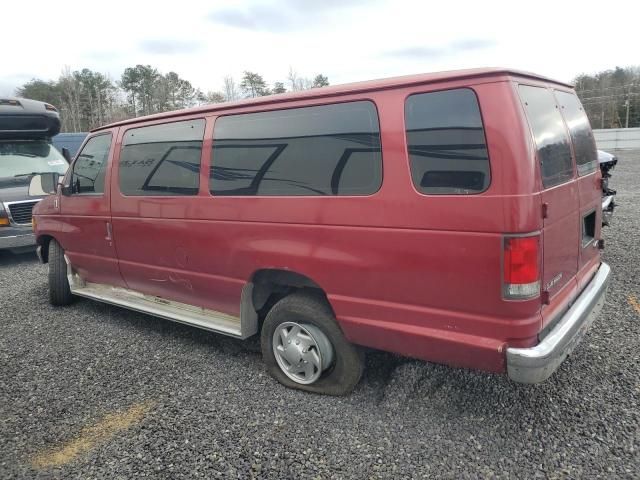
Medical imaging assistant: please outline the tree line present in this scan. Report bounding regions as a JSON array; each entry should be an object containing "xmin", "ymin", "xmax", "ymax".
[
  {"xmin": 15, "ymin": 66, "xmax": 330, "ymax": 132},
  {"xmin": 21, "ymin": 64, "xmax": 638, "ymax": 133},
  {"xmin": 573, "ymin": 66, "xmax": 640, "ymax": 129}
]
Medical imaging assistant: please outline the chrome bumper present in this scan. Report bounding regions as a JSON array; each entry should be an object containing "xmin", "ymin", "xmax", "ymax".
[
  {"xmin": 0, "ymin": 232, "xmax": 36, "ymax": 250},
  {"xmin": 507, "ymin": 262, "xmax": 611, "ymax": 383}
]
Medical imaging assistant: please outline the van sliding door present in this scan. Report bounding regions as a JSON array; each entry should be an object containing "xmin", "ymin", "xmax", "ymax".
[{"xmin": 109, "ymin": 118, "xmax": 218, "ymax": 310}]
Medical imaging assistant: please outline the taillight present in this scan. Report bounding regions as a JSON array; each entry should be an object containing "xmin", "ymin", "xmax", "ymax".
[{"xmin": 503, "ymin": 234, "xmax": 540, "ymax": 299}]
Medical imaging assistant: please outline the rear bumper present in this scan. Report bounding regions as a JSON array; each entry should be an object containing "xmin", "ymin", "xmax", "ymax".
[{"xmin": 506, "ymin": 262, "xmax": 611, "ymax": 383}]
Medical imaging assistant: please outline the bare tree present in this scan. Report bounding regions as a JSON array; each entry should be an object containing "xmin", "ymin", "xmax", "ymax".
[
  {"xmin": 287, "ymin": 67, "xmax": 318, "ymax": 91},
  {"xmin": 206, "ymin": 91, "xmax": 226, "ymax": 104},
  {"xmin": 287, "ymin": 67, "xmax": 302, "ymax": 92},
  {"xmin": 574, "ymin": 66, "xmax": 640, "ymax": 129},
  {"xmin": 59, "ymin": 66, "xmax": 81, "ymax": 132},
  {"xmin": 223, "ymin": 76, "xmax": 240, "ymax": 101}
]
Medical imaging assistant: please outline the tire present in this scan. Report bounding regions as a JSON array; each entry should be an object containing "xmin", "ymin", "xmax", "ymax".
[
  {"xmin": 261, "ymin": 292, "xmax": 364, "ymax": 396},
  {"xmin": 48, "ymin": 239, "xmax": 73, "ymax": 306}
]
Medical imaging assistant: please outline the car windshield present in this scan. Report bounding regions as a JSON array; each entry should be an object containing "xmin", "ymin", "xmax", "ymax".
[{"xmin": 0, "ymin": 140, "xmax": 68, "ymax": 179}]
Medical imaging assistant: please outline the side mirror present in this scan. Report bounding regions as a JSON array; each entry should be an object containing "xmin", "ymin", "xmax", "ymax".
[
  {"xmin": 61, "ymin": 147, "xmax": 72, "ymax": 163},
  {"xmin": 28, "ymin": 173, "xmax": 60, "ymax": 196}
]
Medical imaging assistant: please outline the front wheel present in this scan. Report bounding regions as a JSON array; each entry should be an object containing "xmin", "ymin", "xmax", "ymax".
[
  {"xmin": 261, "ymin": 292, "xmax": 364, "ymax": 395},
  {"xmin": 48, "ymin": 239, "xmax": 73, "ymax": 306}
]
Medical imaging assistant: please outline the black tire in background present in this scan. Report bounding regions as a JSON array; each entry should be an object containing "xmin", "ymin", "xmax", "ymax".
[
  {"xmin": 261, "ymin": 292, "xmax": 364, "ymax": 396},
  {"xmin": 48, "ymin": 239, "xmax": 73, "ymax": 306}
]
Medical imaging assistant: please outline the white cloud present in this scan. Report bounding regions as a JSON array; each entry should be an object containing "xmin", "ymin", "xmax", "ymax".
[{"xmin": 0, "ymin": 0, "xmax": 635, "ymax": 96}]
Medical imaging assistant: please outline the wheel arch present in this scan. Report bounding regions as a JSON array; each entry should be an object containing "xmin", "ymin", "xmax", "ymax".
[
  {"xmin": 242, "ymin": 268, "xmax": 333, "ymax": 336},
  {"xmin": 35, "ymin": 234, "xmax": 56, "ymax": 263}
]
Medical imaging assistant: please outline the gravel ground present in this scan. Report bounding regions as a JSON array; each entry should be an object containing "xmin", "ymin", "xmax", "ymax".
[{"xmin": 1, "ymin": 151, "xmax": 639, "ymax": 479}]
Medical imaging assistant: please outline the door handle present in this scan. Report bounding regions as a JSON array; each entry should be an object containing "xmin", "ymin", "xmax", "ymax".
[{"xmin": 105, "ymin": 222, "xmax": 113, "ymax": 241}]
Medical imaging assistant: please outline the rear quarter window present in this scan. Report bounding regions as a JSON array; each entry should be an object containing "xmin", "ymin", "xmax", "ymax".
[
  {"xmin": 518, "ymin": 85, "xmax": 574, "ymax": 188},
  {"xmin": 405, "ymin": 88, "xmax": 490, "ymax": 195},
  {"xmin": 554, "ymin": 90, "xmax": 598, "ymax": 176}
]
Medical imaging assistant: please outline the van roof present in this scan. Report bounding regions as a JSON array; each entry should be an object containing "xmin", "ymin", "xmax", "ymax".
[{"xmin": 94, "ymin": 67, "xmax": 573, "ymax": 132}]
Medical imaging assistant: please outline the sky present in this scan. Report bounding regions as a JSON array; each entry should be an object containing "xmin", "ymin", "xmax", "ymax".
[{"xmin": 1, "ymin": 0, "xmax": 636, "ymax": 96}]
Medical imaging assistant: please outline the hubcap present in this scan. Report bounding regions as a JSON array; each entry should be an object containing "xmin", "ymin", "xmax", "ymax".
[{"xmin": 272, "ymin": 322, "xmax": 334, "ymax": 384}]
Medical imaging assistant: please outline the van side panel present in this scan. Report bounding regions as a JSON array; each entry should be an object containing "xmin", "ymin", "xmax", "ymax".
[{"xmin": 107, "ymin": 80, "xmax": 543, "ymax": 372}]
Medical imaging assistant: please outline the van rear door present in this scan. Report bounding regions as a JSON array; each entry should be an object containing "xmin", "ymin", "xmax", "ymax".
[
  {"xmin": 518, "ymin": 84, "xmax": 580, "ymax": 305},
  {"xmin": 553, "ymin": 90, "xmax": 602, "ymax": 281}
]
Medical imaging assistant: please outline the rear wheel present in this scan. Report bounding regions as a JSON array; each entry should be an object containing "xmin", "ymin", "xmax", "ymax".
[
  {"xmin": 261, "ymin": 292, "xmax": 364, "ymax": 395},
  {"xmin": 48, "ymin": 239, "xmax": 73, "ymax": 306}
]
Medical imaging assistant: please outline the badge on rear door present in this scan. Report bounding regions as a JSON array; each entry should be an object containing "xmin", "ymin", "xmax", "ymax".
[{"xmin": 545, "ymin": 273, "xmax": 563, "ymax": 291}]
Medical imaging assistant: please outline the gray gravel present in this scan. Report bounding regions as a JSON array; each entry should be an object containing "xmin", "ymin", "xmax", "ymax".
[{"xmin": 1, "ymin": 151, "xmax": 639, "ymax": 479}]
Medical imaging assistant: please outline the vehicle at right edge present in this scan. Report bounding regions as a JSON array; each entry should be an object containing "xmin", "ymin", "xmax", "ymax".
[
  {"xmin": 31, "ymin": 69, "xmax": 611, "ymax": 394},
  {"xmin": 598, "ymin": 149, "xmax": 617, "ymax": 226}
]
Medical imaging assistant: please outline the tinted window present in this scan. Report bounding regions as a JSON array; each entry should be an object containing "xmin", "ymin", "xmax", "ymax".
[
  {"xmin": 519, "ymin": 85, "xmax": 573, "ymax": 188},
  {"xmin": 405, "ymin": 89, "xmax": 490, "ymax": 194},
  {"xmin": 210, "ymin": 101, "xmax": 382, "ymax": 196},
  {"xmin": 119, "ymin": 119, "xmax": 205, "ymax": 196},
  {"xmin": 555, "ymin": 90, "xmax": 597, "ymax": 176},
  {"xmin": 71, "ymin": 134, "xmax": 112, "ymax": 194}
]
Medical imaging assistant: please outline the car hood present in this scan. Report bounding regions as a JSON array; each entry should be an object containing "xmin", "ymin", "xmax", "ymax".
[
  {"xmin": 597, "ymin": 149, "xmax": 616, "ymax": 165},
  {"xmin": 0, "ymin": 180, "xmax": 43, "ymax": 204}
]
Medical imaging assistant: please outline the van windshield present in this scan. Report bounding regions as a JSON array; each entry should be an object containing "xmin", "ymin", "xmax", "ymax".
[{"xmin": 0, "ymin": 140, "xmax": 68, "ymax": 180}]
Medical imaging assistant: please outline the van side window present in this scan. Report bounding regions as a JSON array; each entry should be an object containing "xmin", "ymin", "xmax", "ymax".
[
  {"xmin": 210, "ymin": 101, "xmax": 382, "ymax": 196},
  {"xmin": 70, "ymin": 133, "xmax": 112, "ymax": 195},
  {"xmin": 554, "ymin": 90, "xmax": 598, "ymax": 176},
  {"xmin": 119, "ymin": 119, "xmax": 205, "ymax": 196},
  {"xmin": 405, "ymin": 89, "xmax": 490, "ymax": 194},
  {"xmin": 518, "ymin": 85, "xmax": 573, "ymax": 188}
]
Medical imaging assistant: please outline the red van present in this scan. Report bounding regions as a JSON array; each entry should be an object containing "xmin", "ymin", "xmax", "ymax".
[{"xmin": 30, "ymin": 68, "xmax": 610, "ymax": 395}]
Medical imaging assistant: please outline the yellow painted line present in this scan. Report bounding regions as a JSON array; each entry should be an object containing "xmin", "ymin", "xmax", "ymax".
[
  {"xmin": 629, "ymin": 296, "xmax": 640, "ymax": 315},
  {"xmin": 32, "ymin": 401, "xmax": 155, "ymax": 469}
]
